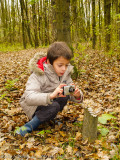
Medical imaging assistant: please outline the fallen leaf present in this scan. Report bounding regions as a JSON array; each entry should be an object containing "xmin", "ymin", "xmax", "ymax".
[
  {"xmin": 75, "ymin": 132, "xmax": 82, "ymax": 140},
  {"xmin": 66, "ymin": 145, "xmax": 73, "ymax": 155}
]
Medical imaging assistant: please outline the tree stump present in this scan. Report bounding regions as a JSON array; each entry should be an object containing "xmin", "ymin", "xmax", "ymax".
[{"xmin": 82, "ymin": 99, "xmax": 102, "ymax": 142}]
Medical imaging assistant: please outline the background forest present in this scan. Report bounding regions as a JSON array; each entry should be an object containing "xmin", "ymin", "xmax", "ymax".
[
  {"xmin": 0, "ymin": 0, "xmax": 120, "ymax": 160},
  {"xmin": 0, "ymin": 0, "xmax": 120, "ymax": 51}
]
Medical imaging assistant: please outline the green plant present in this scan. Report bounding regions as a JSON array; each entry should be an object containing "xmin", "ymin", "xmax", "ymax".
[
  {"xmin": 68, "ymin": 137, "xmax": 75, "ymax": 147},
  {"xmin": 73, "ymin": 121, "xmax": 83, "ymax": 127},
  {"xmin": 71, "ymin": 43, "xmax": 88, "ymax": 79},
  {"xmin": 98, "ymin": 113, "xmax": 117, "ymax": 136},
  {"xmin": 37, "ymin": 129, "xmax": 52, "ymax": 136},
  {"xmin": 0, "ymin": 92, "xmax": 7, "ymax": 100},
  {"xmin": 5, "ymin": 78, "xmax": 19, "ymax": 91},
  {"xmin": 98, "ymin": 114, "xmax": 117, "ymax": 125}
]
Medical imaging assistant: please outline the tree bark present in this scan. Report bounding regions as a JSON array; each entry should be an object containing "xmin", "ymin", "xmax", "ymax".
[
  {"xmin": 11, "ymin": 0, "xmax": 15, "ymax": 43},
  {"xmin": 86, "ymin": 0, "xmax": 91, "ymax": 40},
  {"xmin": 32, "ymin": 1, "xmax": 39, "ymax": 48},
  {"xmin": 92, "ymin": 0, "xmax": 96, "ymax": 49},
  {"xmin": 25, "ymin": 0, "xmax": 33, "ymax": 47},
  {"xmin": 51, "ymin": 0, "xmax": 57, "ymax": 42},
  {"xmin": 104, "ymin": 0, "xmax": 111, "ymax": 51},
  {"xmin": 1, "ymin": 0, "xmax": 6, "ymax": 39},
  {"xmin": 71, "ymin": 0, "xmax": 77, "ymax": 42},
  {"xmin": 82, "ymin": 108, "xmax": 98, "ymax": 142},
  {"xmin": 44, "ymin": 0, "xmax": 49, "ymax": 45},
  {"xmin": 118, "ymin": 2, "xmax": 120, "ymax": 42},
  {"xmin": 99, "ymin": 0, "xmax": 101, "ymax": 48},
  {"xmin": 37, "ymin": 0, "xmax": 42, "ymax": 44},
  {"xmin": 56, "ymin": 0, "xmax": 71, "ymax": 46},
  {"xmin": 20, "ymin": 0, "xmax": 26, "ymax": 49}
]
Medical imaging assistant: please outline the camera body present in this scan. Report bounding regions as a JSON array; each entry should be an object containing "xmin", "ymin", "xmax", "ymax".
[{"xmin": 63, "ymin": 85, "xmax": 75, "ymax": 95}]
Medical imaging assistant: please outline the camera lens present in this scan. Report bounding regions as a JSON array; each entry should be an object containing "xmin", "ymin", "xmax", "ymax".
[{"xmin": 69, "ymin": 86, "xmax": 75, "ymax": 92}]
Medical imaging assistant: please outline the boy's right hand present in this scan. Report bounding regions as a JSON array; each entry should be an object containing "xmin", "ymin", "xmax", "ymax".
[{"xmin": 50, "ymin": 84, "xmax": 67, "ymax": 100}]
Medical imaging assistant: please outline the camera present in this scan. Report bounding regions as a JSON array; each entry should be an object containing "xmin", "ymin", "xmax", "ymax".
[{"xmin": 63, "ymin": 85, "xmax": 75, "ymax": 95}]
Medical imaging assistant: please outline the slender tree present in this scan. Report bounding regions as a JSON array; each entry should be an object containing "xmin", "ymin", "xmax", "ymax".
[
  {"xmin": 92, "ymin": 0, "xmax": 96, "ymax": 49},
  {"xmin": 99, "ymin": 0, "xmax": 101, "ymax": 48},
  {"xmin": 79, "ymin": 0, "xmax": 87, "ymax": 41},
  {"xmin": 86, "ymin": 0, "xmax": 91, "ymax": 40},
  {"xmin": 37, "ymin": 0, "xmax": 42, "ymax": 44},
  {"xmin": 1, "ymin": 0, "xmax": 6, "ymax": 39},
  {"xmin": 25, "ymin": 0, "xmax": 33, "ymax": 47},
  {"xmin": 11, "ymin": 0, "xmax": 15, "ymax": 43},
  {"xmin": 20, "ymin": 0, "xmax": 26, "ymax": 48},
  {"xmin": 51, "ymin": 0, "xmax": 57, "ymax": 42},
  {"xmin": 32, "ymin": 0, "xmax": 39, "ymax": 47},
  {"xmin": 71, "ymin": 0, "xmax": 77, "ymax": 42},
  {"xmin": 118, "ymin": 1, "xmax": 120, "ymax": 42},
  {"xmin": 104, "ymin": 0, "xmax": 111, "ymax": 51},
  {"xmin": 44, "ymin": 0, "xmax": 49, "ymax": 45}
]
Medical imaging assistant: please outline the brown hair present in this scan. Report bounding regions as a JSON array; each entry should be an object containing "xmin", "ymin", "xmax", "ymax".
[{"xmin": 47, "ymin": 41, "xmax": 72, "ymax": 65}]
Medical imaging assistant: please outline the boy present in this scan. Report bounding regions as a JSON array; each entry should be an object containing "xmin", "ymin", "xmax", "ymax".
[{"xmin": 15, "ymin": 42, "xmax": 83, "ymax": 136}]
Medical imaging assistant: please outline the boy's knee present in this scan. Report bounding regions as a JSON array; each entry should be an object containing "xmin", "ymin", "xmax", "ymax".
[{"xmin": 52, "ymin": 102, "xmax": 60, "ymax": 112}]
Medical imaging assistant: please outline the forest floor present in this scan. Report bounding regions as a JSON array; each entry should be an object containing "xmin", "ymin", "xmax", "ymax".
[{"xmin": 0, "ymin": 47, "xmax": 120, "ymax": 160}]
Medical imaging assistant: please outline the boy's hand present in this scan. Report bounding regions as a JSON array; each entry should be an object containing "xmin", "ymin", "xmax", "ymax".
[
  {"xmin": 70, "ymin": 83, "xmax": 81, "ymax": 99},
  {"xmin": 50, "ymin": 84, "xmax": 66, "ymax": 100}
]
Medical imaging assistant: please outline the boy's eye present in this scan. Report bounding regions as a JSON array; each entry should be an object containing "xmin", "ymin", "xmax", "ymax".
[
  {"xmin": 58, "ymin": 65, "xmax": 62, "ymax": 67},
  {"xmin": 58, "ymin": 64, "xmax": 69, "ymax": 67}
]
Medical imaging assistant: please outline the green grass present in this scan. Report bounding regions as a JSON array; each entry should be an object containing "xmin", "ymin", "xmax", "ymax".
[
  {"xmin": 0, "ymin": 42, "xmax": 49, "ymax": 52},
  {"xmin": 0, "ymin": 43, "xmax": 24, "ymax": 52}
]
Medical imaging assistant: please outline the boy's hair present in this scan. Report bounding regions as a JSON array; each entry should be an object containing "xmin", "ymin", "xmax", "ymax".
[{"xmin": 47, "ymin": 41, "xmax": 72, "ymax": 65}]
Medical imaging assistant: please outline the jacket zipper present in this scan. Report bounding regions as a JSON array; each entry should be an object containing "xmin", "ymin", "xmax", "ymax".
[{"xmin": 59, "ymin": 77, "xmax": 61, "ymax": 82}]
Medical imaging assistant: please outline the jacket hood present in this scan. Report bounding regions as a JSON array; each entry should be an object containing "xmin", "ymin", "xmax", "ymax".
[
  {"xmin": 29, "ymin": 52, "xmax": 47, "ymax": 75},
  {"xmin": 29, "ymin": 51, "xmax": 73, "ymax": 76}
]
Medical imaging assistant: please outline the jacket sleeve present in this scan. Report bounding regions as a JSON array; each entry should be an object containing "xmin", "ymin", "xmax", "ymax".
[{"xmin": 23, "ymin": 73, "xmax": 52, "ymax": 106}]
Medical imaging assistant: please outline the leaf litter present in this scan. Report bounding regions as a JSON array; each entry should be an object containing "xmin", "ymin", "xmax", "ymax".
[{"xmin": 0, "ymin": 48, "xmax": 119, "ymax": 159}]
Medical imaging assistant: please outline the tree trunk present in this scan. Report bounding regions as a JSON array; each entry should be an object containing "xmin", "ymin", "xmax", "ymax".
[
  {"xmin": 99, "ymin": 0, "xmax": 101, "ymax": 48},
  {"xmin": 51, "ymin": 0, "xmax": 57, "ymax": 42},
  {"xmin": 1, "ymin": 0, "xmax": 6, "ymax": 39},
  {"xmin": 80, "ymin": 0, "xmax": 87, "ymax": 41},
  {"xmin": 8, "ymin": 0, "xmax": 12, "ymax": 43},
  {"xmin": 20, "ymin": 0, "xmax": 26, "ymax": 49},
  {"xmin": 92, "ymin": 0, "xmax": 96, "ymax": 49},
  {"xmin": 71, "ymin": 0, "xmax": 77, "ymax": 42},
  {"xmin": 40, "ymin": 0, "xmax": 44, "ymax": 45},
  {"xmin": 5, "ymin": 0, "xmax": 8, "ymax": 40},
  {"xmin": 11, "ymin": 0, "xmax": 15, "ymax": 43},
  {"xmin": 56, "ymin": 0, "xmax": 71, "ymax": 46},
  {"xmin": 118, "ymin": 2, "xmax": 120, "ymax": 42},
  {"xmin": 82, "ymin": 108, "xmax": 98, "ymax": 142},
  {"xmin": 32, "ymin": 1, "xmax": 39, "ymax": 48},
  {"xmin": 86, "ymin": 0, "xmax": 91, "ymax": 40},
  {"xmin": 16, "ymin": 0, "xmax": 21, "ymax": 43},
  {"xmin": 104, "ymin": 0, "xmax": 111, "ymax": 51},
  {"xmin": 37, "ymin": 0, "xmax": 42, "ymax": 44},
  {"xmin": 44, "ymin": 0, "xmax": 49, "ymax": 46},
  {"xmin": 25, "ymin": 0, "xmax": 33, "ymax": 47}
]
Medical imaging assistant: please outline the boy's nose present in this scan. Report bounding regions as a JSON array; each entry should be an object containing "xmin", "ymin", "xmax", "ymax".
[{"xmin": 62, "ymin": 66, "xmax": 66, "ymax": 71}]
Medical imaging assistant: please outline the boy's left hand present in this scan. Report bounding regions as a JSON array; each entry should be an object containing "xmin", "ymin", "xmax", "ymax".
[{"xmin": 71, "ymin": 83, "xmax": 81, "ymax": 99}]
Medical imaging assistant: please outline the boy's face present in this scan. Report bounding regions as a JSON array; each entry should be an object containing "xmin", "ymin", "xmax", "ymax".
[{"xmin": 52, "ymin": 56, "xmax": 70, "ymax": 77}]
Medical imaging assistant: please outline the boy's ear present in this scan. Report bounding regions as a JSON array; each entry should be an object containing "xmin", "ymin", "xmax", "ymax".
[{"xmin": 47, "ymin": 59, "xmax": 50, "ymax": 64}]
